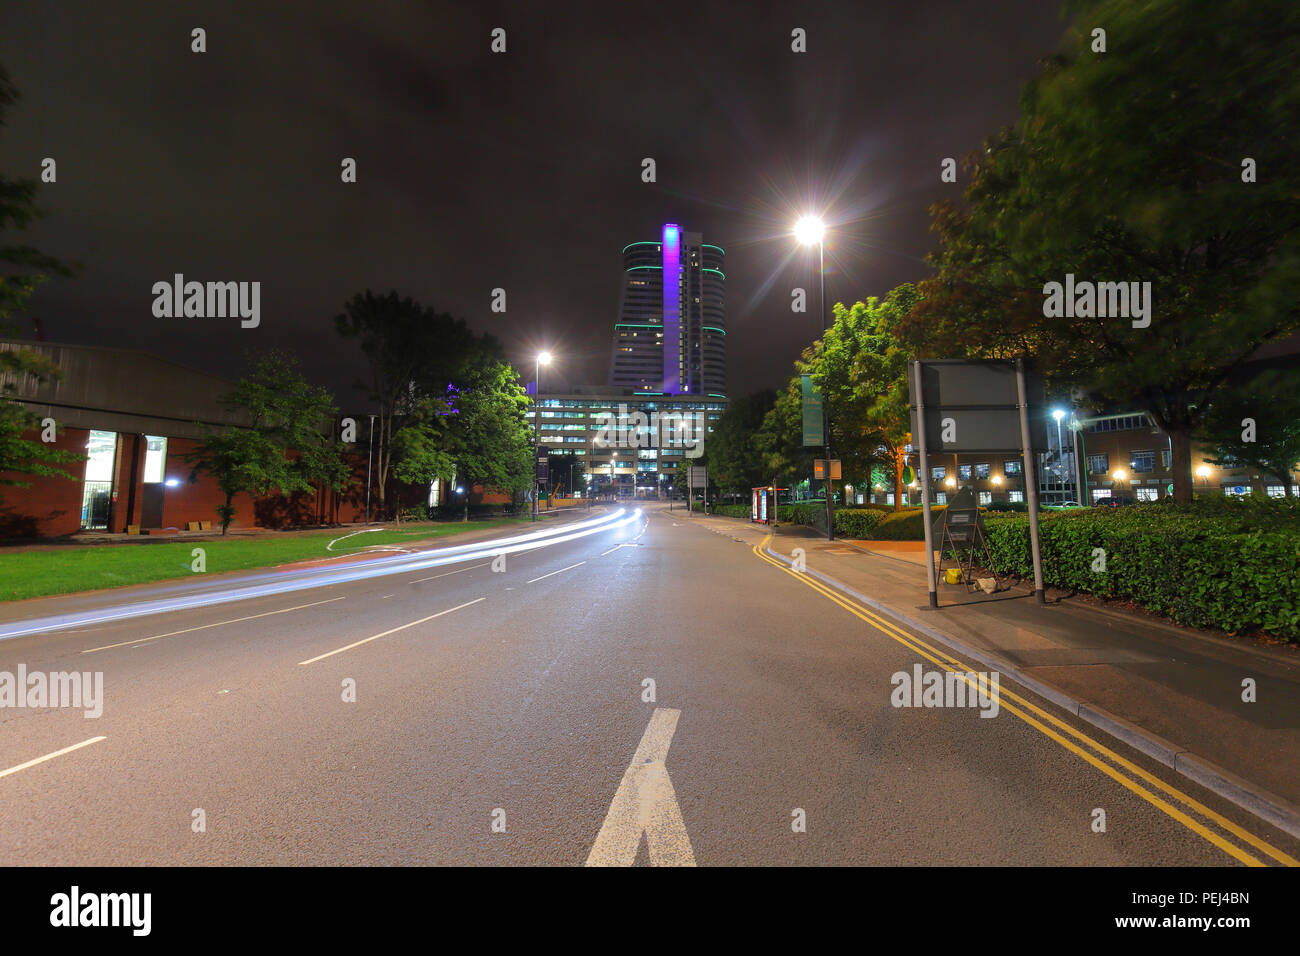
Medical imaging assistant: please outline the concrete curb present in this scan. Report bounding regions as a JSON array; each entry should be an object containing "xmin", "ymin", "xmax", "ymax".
[{"xmin": 762, "ymin": 541, "xmax": 1300, "ymax": 842}]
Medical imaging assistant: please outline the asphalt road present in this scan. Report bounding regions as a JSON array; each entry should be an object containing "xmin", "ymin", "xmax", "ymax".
[{"xmin": 1, "ymin": 502, "xmax": 1296, "ymax": 866}]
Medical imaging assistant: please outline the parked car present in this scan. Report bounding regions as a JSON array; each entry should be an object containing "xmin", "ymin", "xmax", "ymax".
[{"xmin": 1098, "ymin": 494, "xmax": 1136, "ymax": 507}]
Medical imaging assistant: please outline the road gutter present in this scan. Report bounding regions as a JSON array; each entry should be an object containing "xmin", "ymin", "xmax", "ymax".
[{"xmin": 762, "ymin": 540, "xmax": 1300, "ymax": 841}]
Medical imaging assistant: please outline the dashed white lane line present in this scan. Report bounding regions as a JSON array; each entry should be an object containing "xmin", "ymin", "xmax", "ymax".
[
  {"xmin": 297, "ymin": 598, "xmax": 485, "ymax": 665},
  {"xmin": 82, "ymin": 597, "xmax": 347, "ymax": 655},
  {"xmin": 586, "ymin": 707, "xmax": 695, "ymax": 867},
  {"xmin": 526, "ymin": 562, "xmax": 585, "ymax": 584},
  {"xmin": 410, "ymin": 563, "xmax": 489, "ymax": 583},
  {"xmin": 1, "ymin": 736, "xmax": 106, "ymax": 780}
]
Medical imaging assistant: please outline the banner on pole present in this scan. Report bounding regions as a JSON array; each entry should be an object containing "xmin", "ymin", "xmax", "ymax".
[{"xmin": 801, "ymin": 374, "xmax": 824, "ymax": 447}]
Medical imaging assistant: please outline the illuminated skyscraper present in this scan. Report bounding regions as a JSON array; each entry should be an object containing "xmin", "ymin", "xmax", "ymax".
[{"xmin": 608, "ymin": 224, "xmax": 725, "ymax": 397}]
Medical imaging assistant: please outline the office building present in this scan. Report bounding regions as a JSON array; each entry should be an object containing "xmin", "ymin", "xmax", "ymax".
[{"xmin": 609, "ymin": 223, "xmax": 726, "ymax": 397}]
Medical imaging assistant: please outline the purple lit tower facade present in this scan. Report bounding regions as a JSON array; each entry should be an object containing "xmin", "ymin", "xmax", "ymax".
[{"xmin": 609, "ymin": 224, "xmax": 726, "ymax": 397}]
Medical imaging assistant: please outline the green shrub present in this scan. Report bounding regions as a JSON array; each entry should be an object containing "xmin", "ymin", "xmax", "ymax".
[
  {"xmin": 981, "ymin": 509, "xmax": 1300, "ymax": 640},
  {"xmin": 870, "ymin": 506, "xmax": 948, "ymax": 540},
  {"xmin": 984, "ymin": 500, "xmax": 1029, "ymax": 513},
  {"xmin": 832, "ymin": 509, "xmax": 887, "ymax": 538}
]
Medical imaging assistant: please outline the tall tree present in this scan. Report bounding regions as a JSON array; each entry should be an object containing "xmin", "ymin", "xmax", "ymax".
[
  {"xmin": 445, "ymin": 360, "xmax": 532, "ymax": 518},
  {"xmin": 1198, "ymin": 370, "xmax": 1300, "ymax": 496},
  {"xmin": 390, "ymin": 391, "xmax": 458, "ymax": 518},
  {"xmin": 0, "ymin": 64, "xmax": 81, "ymax": 491},
  {"xmin": 755, "ymin": 376, "xmax": 812, "ymax": 489},
  {"xmin": 334, "ymin": 290, "xmax": 488, "ymax": 518},
  {"xmin": 546, "ymin": 452, "xmax": 586, "ymax": 497},
  {"xmin": 900, "ymin": 0, "xmax": 1300, "ymax": 502},
  {"xmin": 705, "ymin": 390, "xmax": 776, "ymax": 497},
  {"xmin": 825, "ymin": 287, "xmax": 918, "ymax": 511},
  {"xmin": 189, "ymin": 352, "xmax": 344, "ymax": 532}
]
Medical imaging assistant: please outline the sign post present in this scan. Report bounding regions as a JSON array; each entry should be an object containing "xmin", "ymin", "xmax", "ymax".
[
  {"xmin": 687, "ymin": 465, "xmax": 706, "ymax": 517},
  {"xmin": 1015, "ymin": 358, "xmax": 1046, "ymax": 604},
  {"xmin": 911, "ymin": 362, "xmax": 939, "ymax": 609},
  {"xmin": 534, "ymin": 446, "xmax": 549, "ymax": 521},
  {"xmin": 908, "ymin": 359, "xmax": 1047, "ymax": 609}
]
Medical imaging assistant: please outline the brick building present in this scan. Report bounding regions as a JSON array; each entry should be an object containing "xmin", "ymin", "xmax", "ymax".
[{"xmin": 0, "ymin": 340, "xmax": 381, "ymax": 537}]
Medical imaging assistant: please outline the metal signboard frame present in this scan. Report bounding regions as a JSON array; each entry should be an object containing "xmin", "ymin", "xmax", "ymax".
[{"xmin": 911, "ymin": 358, "xmax": 1045, "ymax": 608}]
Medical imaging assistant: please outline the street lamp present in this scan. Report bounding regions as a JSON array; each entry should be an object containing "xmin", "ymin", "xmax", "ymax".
[
  {"xmin": 532, "ymin": 351, "xmax": 553, "ymax": 521},
  {"xmin": 1196, "ymin": 464, "xmax": 1211, "ymax": 491},
  {"xmin": 794, "ymin": 214, "xmax": 833, "ymax": 541},
  {"xmin": 1052, "ymin": 408, "xmax": 1066, "ymax": 501}
]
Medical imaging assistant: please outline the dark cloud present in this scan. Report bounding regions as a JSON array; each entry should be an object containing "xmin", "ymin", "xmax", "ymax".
[{"xmin": 1, "ymin": 0, "xmax": 1066, "ymax": 406}]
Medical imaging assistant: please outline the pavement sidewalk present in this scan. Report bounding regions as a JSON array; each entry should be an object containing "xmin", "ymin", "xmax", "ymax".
[{"xmin": 683, "ymin": 509, "xmax": 1300, "ymax": 836}]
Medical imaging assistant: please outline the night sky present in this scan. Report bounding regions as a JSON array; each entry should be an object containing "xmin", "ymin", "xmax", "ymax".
[{"xmin": 3, "ymin": 1, "xmax": 1068, "ymax": 407}]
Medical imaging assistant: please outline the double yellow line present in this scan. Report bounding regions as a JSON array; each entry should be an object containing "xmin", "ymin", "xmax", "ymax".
[{"xmin": 754, "ymin": 534, "xmax": 1297, "ymax": 867}]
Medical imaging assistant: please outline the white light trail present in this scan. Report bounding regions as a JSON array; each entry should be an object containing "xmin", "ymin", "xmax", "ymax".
[{"xmin": 0, "ymin": 509, "xmax": 639, "ymax": 641}]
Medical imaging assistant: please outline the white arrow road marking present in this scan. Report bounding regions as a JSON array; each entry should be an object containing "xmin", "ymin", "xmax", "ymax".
[{"xmin": 586, "ymin": 707, "xmax": 695, "ymax": 867}]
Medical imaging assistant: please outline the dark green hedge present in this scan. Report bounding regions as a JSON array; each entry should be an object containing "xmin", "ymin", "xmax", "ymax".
[
  {"xmin": 869, "ymin": 506, "xmax": 947, "ymax": 540},
  {"xmin": 982, "ymin": 509, "xmax": 1300, "ymax": 640},
  {"xmin": 705, "ymin": 502, "xmax": 887, "ymax": 537}
]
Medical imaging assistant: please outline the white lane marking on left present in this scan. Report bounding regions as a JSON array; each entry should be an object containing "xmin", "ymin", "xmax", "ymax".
[
  {"xmin": 297, "ymin": 597, "xmax": 484, "ymax": 665},
  {"xmin": 525, "ymin": 562, "xmax": 585, "ymax": 584}
]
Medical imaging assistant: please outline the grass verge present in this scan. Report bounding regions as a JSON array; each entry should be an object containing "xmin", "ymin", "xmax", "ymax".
[{"xmin": 0, "ymin": 518, "xmax": 529, "ymax": 602}]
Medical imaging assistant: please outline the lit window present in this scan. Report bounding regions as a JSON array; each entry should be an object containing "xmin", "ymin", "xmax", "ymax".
[{"xmin": 144, "ymin": 435, "xmax": 168, "ymax": 484}]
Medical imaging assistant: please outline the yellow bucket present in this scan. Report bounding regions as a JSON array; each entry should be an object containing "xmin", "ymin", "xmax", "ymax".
[{"xmin": 944, "ymin": 568, "xmax": 963, "ymax": 585}]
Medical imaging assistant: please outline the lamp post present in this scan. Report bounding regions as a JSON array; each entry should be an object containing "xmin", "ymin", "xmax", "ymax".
[
  {"xmin": 1070, "ymin": 412, "xmax": 1088, "ymax": 506},
  {"xmin": 532, "ymin": 351, "xmax": 552, "ymax": 521},
  {"xmin": 1052, "ymin": 408, "xmax": 1066, "ymax": 504},
  {"xmin": 1196, "ymin": 464, "xmax": 1211, "ymax": 493},
  {"xmin": 1112, "ymin": 468, "xmax": 1127, "ymax": 504},
  {"xmin": 795, "ymin": 215, "xmax": 833, "ymax": 541},
  {"xmin": 364, "ymin": 413, "xmax": 376, "ymax": 525}
]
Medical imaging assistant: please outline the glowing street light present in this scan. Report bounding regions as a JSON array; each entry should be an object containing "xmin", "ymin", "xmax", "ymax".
[
  {"xmin": 793, "ymin": 215, "xmax": 825, "ymax": 245},
  {"xmin": 532, "ymin": 351, "xmax": 554, "ymax": 522},
  {"xmin": 794, "ymin": 213, "xmax": 833, "ymax": 541}
]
